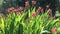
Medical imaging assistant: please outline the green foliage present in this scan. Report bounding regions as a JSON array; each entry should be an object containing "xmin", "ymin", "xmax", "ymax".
[{"xmin": 0, "ymin": 7, "xmax": 59, "ymax": 34}]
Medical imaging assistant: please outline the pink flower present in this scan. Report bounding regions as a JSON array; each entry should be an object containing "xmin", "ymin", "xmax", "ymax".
[
  {"xmin": 9, "ymin": 7, "xmax": 15, "ymax": 11},
  {"xmin": 13, "ymin": 9, "xmax": 17, "ymax": 12},
  {"xmin": 15, "ymin": 11, "xmax": 20, "ymax": 14},
  {"xmin": 17, "ymin": 7, "xmax": 23, "ymax": 11},
  {"xmin": 51, "ymin": 28, "xmax": 57, "ymax": 33},
  {"xmin": 25, "ymin": 1, "xmax": 29, "ymax": 7},
  {"xmin": 41, "ymin": 8, "xmax": 44, "ymax": 13},
  {"xmin": 32, "ymin": 12, "xmax": 36, "ymax": 17},
  {"xmin": 46, "ymin": 5, "xmax": 49, "ymax": 9},
  {"xmin": 32, "ymin": 0, "xmax": 36, "ymax": 5},
  {"xmin": 37, "ymin": 6, "xmax": 42, "ymax": 11},
  {"xmin": 47, "ymin": 9, "xmax": 52, "ymax": 15},
  {"xmin": 6, "ymin": 7, "xmax": 15, "ymax": 13},
  {"xmin": 6, "ymin": 9, "xmax": 10, "ymax": 13}
]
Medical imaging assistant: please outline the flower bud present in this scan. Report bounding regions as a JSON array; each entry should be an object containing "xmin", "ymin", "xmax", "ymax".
[
  {"xmin": 47, "ymin": 9, "xmax": 52, "ymax": 15},
  {"xmin": 51, "ymin": 28, "xmax": 57, "ymax": 33},
  {"xmin": 32, "ymin": 1, "xmax": 36, "ymax": 5},
  {"xmin": 32, "ymin": 12, "xmax": 36, "ymax": 17},
  {"xmin": 37, "ymin": 6, "xmax": 42, "ymax": 11},
  {"xmin": 25, "ymin": 1, "xmax": 29, "ymax": 7},
  {"xmin": 17, "ymin": 7, "xmax": 23, "ymax": 11}
]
